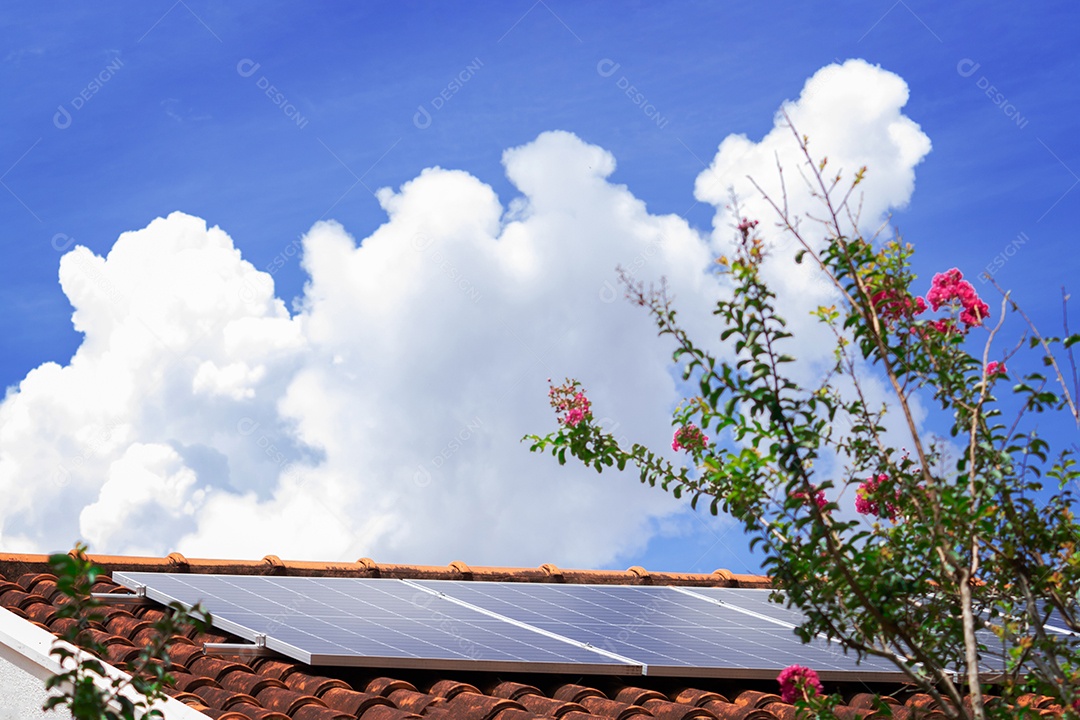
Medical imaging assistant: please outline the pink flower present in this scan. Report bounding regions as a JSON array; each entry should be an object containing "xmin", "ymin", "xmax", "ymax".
[
  {"xmin": 672, "ymin": 424, "xmax": 709, "ymax": 452},
  {"xmin": 793, "ymin": 487, "xmax": 827, "ymax": 510},
  {"xmin": 549, "ymin": 381, "xmax": 593, "ymax": 428},
  {"xmin": 737, "ymin": 218, "xmax": 759, "ymax": 233},
  {"xmin": 777, "ymin": 665, "xmax": 823, "ymax": 704},
  {"xmin": 985, "ymin": 361, "xmax": 1006, "ymax": 378},
  {"xmin": 870, "ymin": 287, "xmax": 927, "ymax": 325},
  {"xmin": 925, "ymin": 268, "xmax": 989, "ymax": 329},
  {"xmin": 855, "ymin": 473, "xmax": 900, "ymax": 520}
]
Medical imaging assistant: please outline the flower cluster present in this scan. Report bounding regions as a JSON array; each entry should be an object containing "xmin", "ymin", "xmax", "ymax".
[
  {"xmin": 926, "ymin": 268, "xmax": 989, "ymax": 328},
  {"xmin": 777, "ymin": 664, "xmax": 823, "ymax": 704},
  {"xmin": 855, "ymin": 473, "xmax": 900, "ymax": 520},
  {"xmin": 548, "ymin": 379, "xmax": 592, "ymax": 428},
  {"xmin": 871, "ymin": 286, "xmax": 927, "ymax": 325},
  {"xmin": 985, "ymin": 361, "xmax": 1007, "ymax": 378},
  {"xmin": 793, "ymin": 486, "xmax": 827, "ymax": 510},
  {"xmin": 672, "ymin": 424, "xmax": 709, "ymax": 452},
  {"xmin": 736, "ymin": 218, "xmax": 759, "ymax": 234}
]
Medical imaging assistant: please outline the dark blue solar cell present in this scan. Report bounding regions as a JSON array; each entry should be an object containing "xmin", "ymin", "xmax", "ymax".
[
  {"xmin": 114, "ymin": 572, "xmax": 638, "ymax": 673},
  {"xmin": 415, "ymin": 580, "xmax": 905, "ymax": 679}
]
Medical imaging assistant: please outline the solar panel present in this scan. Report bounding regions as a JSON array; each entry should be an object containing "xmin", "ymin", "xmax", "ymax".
[
  {"xmin": 414, "ymin": 580, "xmax": 906, "ymax": 680},
  {"xmin": 113, "ymin": 572, "xmax": 639, "ymax": 674},
  {"xmin": 682, "ymin": 587, "xmax": 810, "ymax": 627},
  {"xmin": 688, "ymin": 587, "xmax": 1040, "ymax": 676}
]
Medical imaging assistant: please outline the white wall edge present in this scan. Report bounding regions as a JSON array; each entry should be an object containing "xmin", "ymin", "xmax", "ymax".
[{"xmin": 0, "ymin": 605, "xmax": 210, "ymax": 719}]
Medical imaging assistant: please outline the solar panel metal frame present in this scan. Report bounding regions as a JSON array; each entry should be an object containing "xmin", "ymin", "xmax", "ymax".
[{"xmin": 114, "ymin": 572, "xmax": 641, "ymax": 675}]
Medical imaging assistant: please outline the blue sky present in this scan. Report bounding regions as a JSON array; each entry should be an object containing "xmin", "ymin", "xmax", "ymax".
[{"xmin": 1, "ymin": 3, "xmax": 1077, "ymax": 572}]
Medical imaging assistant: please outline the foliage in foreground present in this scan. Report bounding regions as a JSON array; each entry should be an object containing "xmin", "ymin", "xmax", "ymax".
[
  {"xmin": 528, "ymin": 127, "xmax": 1080, "ymax": 719},
  {"xmin": 44, "ymin": 544, "xmax": 210, "ymax": 720}
]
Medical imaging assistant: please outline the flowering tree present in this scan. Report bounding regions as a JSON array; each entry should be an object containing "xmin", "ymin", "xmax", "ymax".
[{"xmin": 528, "ymin": 127, "xmax": 1080, "ymax": 719}]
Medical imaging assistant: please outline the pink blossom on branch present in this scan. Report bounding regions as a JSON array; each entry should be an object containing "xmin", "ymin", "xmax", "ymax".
[
  {"xmin": 547, "ymin": 380, "xmax": 593, "ymax": 428},
  {"xmin": 855, "ymin": 473, "xmax": 900, "ymax": 520},
  {"xmin": 736, "ymin": 218, "xmax": 759, "ymax": 234},
  {"xmin": 985, "ymin": 361, "xmax": 1007, "ymax": 378},
  {"xmin": 925, "ymin": 268, "xmax": 989, "ymax": 329},
  {"xmin": 672, "ymin": 424, "xmax": 709, "ymax": 452},
  {"xmin": 870, "ymin": 287, "xmax": 927, "ymax": 325},
  {"xmin": 777, "ymin": 664, "xmax": 823, "ymax": 704},
  {"xmin": 792, "ymin": 487, "xmax": 827, "ymax": 510}
]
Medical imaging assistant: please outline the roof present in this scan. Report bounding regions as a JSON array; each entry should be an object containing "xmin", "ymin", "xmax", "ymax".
[{"xmin": 0, "ymin": 552, "xmax": 1067, "ymax": 720}]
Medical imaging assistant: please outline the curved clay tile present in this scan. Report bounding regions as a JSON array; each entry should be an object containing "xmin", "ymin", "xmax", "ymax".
[
  {"xmin": 255, "ymin": 686, "xmax": 327, "ymax": 715},
  {"xmin": 169, "ymin": 670, "xmax": 221, "ymax": 693},
  {"xmin": 188, "ymin": 655, "xmax": 253, "ymax": 682},
  {"xmin": 27, "ymin": 577, "xmax": 61, "ymax": 602},
  {"xmin": 321, "ymin": 688, "xmax": 395, "ymax": 716},
  {"xmin": 357, "ymin": 705, "xmax": 425, "ymax": 720},
  {"xmin": 291, "ymin": 704, "xmax": 355, "ymax": 720},
  {"xmin": 428, "ymin": 680, "xmax": 481, "ymax": 699},
  {"xmin": 846, "ymin": 693, "xmax": 899, "ymax": 710},
  {"xmin": 226, "ymin": 705, "xmax": 292, "ymax": 720},
  {"xmin": 15, "ymin": 572, "xmax": 57, "ymax": 592},
  {"xmin": 106, "ymin": 614, "xmax": 150, "ymax": 638},
  {"xmin": 387, "ymin": 688, "xmax": 445, "ymax": 714},
  {"xmin": 283, "ymin": 670, "xmax": 351, "ymax": 696},
  {"xmin": 105, "ymin": 643, "xmax": 143, "ymax": 666},
  {"xmin": 251, "ymin": 657, "xmax": 304, "ymax": 682},
  {"xmin": 671, "ymin": 689, "xmax": 730, "ymax": 707},
  {"xmin": 615, "ymin": 688, "xmax": 667, "ymax": 706},
  {"xmin": 558, "ymin": 711, "xmax": 597, "ymax": 720},
  {"xmin": 489, "ymin": 682, "xmax": 542, "ymax": 700},
  {"xmin": 516, "ymin": 694, "xmax": 588, "ymax": 717},
  {"xmin": 552, "ymin": 684, "xmax": 605, "ymax": 703},
  {"xmin": 218, "ymin": 670, "xmax": 287, "ymax": 697},
  {"xmin": 641, "ymin": 699, "xmax": 719, "ymax": 720},
  {"xmin": 577, "ymin": 696, "xmax": 653, "ymax": 720},
  {"xmin": 732, "ymin": 692, "xmax": 783, "ymax": 709},
  {"xmin": 192, "ymin": 685, "xmax": 258, "ymax": 711},
  {"xmin": 442, "ymin": 692, "xmax": 523, "ymax": 720},
  {"xmin": 168, "ymin": 640, "xmax": 205, "ymax": 668},
  {"xmin": 22, "ymin": 601, "xmax": 57, "ymax": 626},
  {"xmin": 490, "ymin": 709, "xmax": 546, "ymax": 720},
  {"xmin": 367, "ymin": 676, "xmax": 419, "ymax": 697}
]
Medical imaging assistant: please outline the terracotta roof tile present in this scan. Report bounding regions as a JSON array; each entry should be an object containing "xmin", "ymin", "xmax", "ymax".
[
  {"xmin": 613, "ymin": 688, "xmax": 667, "ymax": 706},
  {"xmin": 553, "ymin": 684, "xmax": 605, "ymax": 704},
  {"xmin": 695, "ymin": 700, "xmax": 776, "ymax": 720},
  {"xmin": 254, "ymin": 685, "xmax": 327, "ymax": 715},
  {"xmin": 492, "ymin": 709, "xmax": 549, "ymax": 720},
  {"xmin": 192, "ymin": 684, "xmax": 259, "ymax": 710},
  {"xmin": 253, "ymin": 657, "xmax": 306, "ymax": 682},
  {"xmin": 321, "ymin": 687, "xmax": 395, "ymax": 716},
  {"xmin": 283, "ymin": 670, "xmax": 351, "ymax": 697},
  {"xmin": 226, "ymin": 704, "xmax": 292, "ymax": 720},
  {"xmin": 220, "ymin": 670, "xmax": 288, "ymax": 697},
  {"xmin": 358, "ymin": 705, "xmax": 424, "ymax": 720},
  {"xmin": 490, "ymin": 682, "xmax": 542, "ymax": 700},
  {"xmin": 442, "ymin": 693, "xmax": 528, "ymax": 720},
  {"xmin": 366, "ymin": 676, "xmax": 419, "ymax": 695},
  {"xmin": 387, "ymin": 688, "xmax": 445, "ymax": 714},
  {"xmin": 640, "ymin": 698, "xmax": 718, "ymax": 720},
  {"xmin": 428, "ymin": 679, "xmax": 483, "ymax": 699},
  {"xmin": 290, "ymin": 705, "xmax": 354, "ymax": 720},
  {"xmin": 515, "ymin": 695, "xmax": 587, "ymax": 717},
  {"xmin": 576, "ymin": 696, "xmax": 651, "ymax": 720}
]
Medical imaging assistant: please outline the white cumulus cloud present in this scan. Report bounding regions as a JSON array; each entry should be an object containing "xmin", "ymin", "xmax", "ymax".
[{"xmin": 0, "ymin": 59, "xmax": 931, "ymax": 567}]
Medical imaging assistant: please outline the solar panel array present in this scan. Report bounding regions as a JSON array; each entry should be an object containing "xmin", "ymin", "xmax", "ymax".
[{"xmin": 114, "ymin": 572, "xmax": 908, "ymax": 680}]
